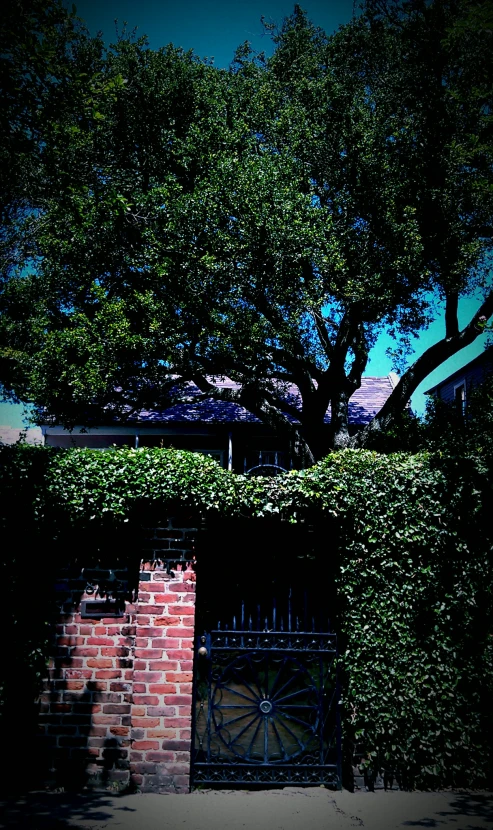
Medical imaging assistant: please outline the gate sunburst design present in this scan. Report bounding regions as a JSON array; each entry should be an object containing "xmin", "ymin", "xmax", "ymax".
[
  {"xmin": 192, "ymin": 599, "xmax": 341, "ymax": 788},
  {"xmin": 212, "ymin": 653, "xmax": 320, "ymax": 763}
]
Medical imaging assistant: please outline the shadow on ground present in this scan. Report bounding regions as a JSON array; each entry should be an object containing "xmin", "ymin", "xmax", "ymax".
[
  {"xmin": 0, "ymin": 791, "xmax": 136, "ymax": 829},
  {"xmin": 402, "ymin": 791, "xmax": 493, "ymax": 828}
]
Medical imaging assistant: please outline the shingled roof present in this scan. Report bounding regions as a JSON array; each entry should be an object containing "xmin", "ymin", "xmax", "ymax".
[{"xmin": 131, "ymin": 375, "xmax": 397, "ymax": 426}]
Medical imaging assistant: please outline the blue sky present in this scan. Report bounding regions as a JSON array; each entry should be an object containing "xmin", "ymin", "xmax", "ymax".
[{"xmin": 0, "ymin": 0, "xmax": 491, "ymax": 426}]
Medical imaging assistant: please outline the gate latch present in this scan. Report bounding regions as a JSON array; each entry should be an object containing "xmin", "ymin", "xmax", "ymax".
[{"xmin": 197, "ymin": 633, "xmax": 210, "ymax": 657}]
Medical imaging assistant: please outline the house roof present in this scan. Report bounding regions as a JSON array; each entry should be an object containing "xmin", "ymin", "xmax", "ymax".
[
  {"xmin": 131, "ymin": 375, "xmax": 397, "ymax": 426},
  {"xmin": 424, "ymin": 345, "xmax": 493, "ymax": 396}
]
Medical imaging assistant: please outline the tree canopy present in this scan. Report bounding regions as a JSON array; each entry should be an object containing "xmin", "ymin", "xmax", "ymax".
[{"xmin": 1, "ymin": 0, "xmax": 492, "ymax": 466}]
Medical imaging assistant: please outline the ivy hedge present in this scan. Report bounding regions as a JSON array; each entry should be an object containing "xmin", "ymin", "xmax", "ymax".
[{"xmin": 1, "ymin": 443, "xmax": 492, "ymax": 789}]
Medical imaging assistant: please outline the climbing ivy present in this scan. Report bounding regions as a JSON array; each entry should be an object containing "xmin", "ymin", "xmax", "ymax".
[{"xmin": 0, "ymin": 443, "xmax": 492, "ymax": 788}]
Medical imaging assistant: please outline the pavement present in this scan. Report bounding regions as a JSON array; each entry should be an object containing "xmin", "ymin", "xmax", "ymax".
[{"xmin": 1, "ymin": 788, "xmax": 492, "ymax": 830}]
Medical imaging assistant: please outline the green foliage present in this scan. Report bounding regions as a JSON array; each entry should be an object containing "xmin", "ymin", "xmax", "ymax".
[
  {"xmin": 1, "ymin": 1, "xmax": 492, "ymax": 459},
  {"xmin": 0, "ymin": 443, "xmax": 491, "ymax": 787}
]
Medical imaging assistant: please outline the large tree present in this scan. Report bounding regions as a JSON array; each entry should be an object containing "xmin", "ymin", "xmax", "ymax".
[{"xmin": 1, "ymin": 0, "xmax": 492, "ymax": 466}]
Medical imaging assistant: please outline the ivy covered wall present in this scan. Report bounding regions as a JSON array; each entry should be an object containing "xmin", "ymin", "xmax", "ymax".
[{"xmin": 0, "ymin": 444, "xmax": 492, "ymax": 789}]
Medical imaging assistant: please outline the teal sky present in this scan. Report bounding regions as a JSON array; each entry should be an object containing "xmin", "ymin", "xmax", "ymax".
[{"xmin": 1, "ymin": 0, "xmax": 491, "ymax": 426}]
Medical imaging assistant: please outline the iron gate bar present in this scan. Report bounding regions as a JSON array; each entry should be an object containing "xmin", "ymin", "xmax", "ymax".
[{"xmin": 192, "ymin": 618, "xmax": 341, "ymax": 789}]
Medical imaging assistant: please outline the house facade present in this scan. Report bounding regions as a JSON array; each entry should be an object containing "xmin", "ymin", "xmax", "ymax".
[
  {"xmin": 425, "ymin": 345, "xmax": 493, "ymax": 414},
  {"xmin": 41, "ymin": 374, "xmax": 400, "ymax": 471}
]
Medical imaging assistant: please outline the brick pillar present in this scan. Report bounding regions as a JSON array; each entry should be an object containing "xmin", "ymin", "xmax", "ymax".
[
  {"xmin": 38, "ymin": 569, "xmax": 135, "ymax": 790},
  {"xmin": 130, "ymin": 562, "xmax": 196, "ymax": 793}
]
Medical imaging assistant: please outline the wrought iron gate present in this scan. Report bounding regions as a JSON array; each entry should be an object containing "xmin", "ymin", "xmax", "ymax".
[{"xmin": 191, "ymin": 596, "xmax": 341, "ymax": 788}]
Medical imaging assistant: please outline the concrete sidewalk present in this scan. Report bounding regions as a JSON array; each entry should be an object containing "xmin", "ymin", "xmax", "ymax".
[{"xmin": 1, "ymin": 787, "xmax": 492, "ymax": 830}]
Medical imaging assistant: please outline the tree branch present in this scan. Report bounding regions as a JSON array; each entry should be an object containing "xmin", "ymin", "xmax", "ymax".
[{"xmin": 354, "ymin": 288, "xmax": 493, "ymax": 447}]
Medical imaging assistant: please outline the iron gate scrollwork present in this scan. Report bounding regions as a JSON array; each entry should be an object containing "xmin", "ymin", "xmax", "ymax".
[{"xmin": 192, "ymin": 598, "xmax": 341, "ymax": 788}]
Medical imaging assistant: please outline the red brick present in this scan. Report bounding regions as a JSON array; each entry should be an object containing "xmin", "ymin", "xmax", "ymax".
[
  {"xmin": 58, "ymin": 657, "xmax": 84, "ymax": 669},
  {"xmin": 135, "ymin": 615, "xmax": 151, "ymax": 625},
  {"xmin": 166, "ymin": 672, "xmax": 193, "ymax": 683},
  {"xmin": 64, "ymin": 669, "xmax": 92, "ymax": 679},
  {"xmin": 145, "ymin": 751, "xmax": 175, "ymax": 762},
  {"xmin": 87, "ymin": 736, "xmax": 105, "ymax": 747},
  {"xmin": 146, "ymin": 593, "xmax": 167, "ymax": 604},
  {"xmin": 148, "ymin": 661, "xmax": 179, "ymax": 672},
  {"xmin": 168, "ymin": 605, "xmax": 195, "ymax": 616},
  {"xmin": 150, "ymin": 639, "xmax": 171, "ymax": 649},
  {"xmin": 86, "ymin": 637, "xmax": 115, "ymax": 646},
  {"xmin": 92, "ymin": 715, "xmax": 122, "ymax": 725},
  {"xmin": 86, "ymin": 726, "xmax": 108, "ymax": 737},
  {"xmin": 110, "ymin": 682, "xmax": 132, "ymax": 692},
  {"xmin": 168, "ymin": 584, "xmax": 192, "ymax": 594},
  {"xmin": 131, "ymin": 706, "xmax": 145, "ymax": 716},
  {"xmin": 147, "ymin": 728, "xmax": 177, "ymax": 738},
  {"xmin": 138, "ymin": 626, "xmax": 169, "ymax": 637},
  {"xmin": 87, "ymin": 681, "xmax": 108, "ymax": 691},
  {"xmin": 102, "ymin": 704, "xmax": 131, "ymax": 714},
  {"xmin": 86, "ymin": 658, "xmax": 113, "ymax": 668},
  {"xmin": 163, "ymin": 763, "xmax": 190, "ymax": 774},
  {"xmin": 146, "ymin": 706, "xmax": 176, "ymax": 718},
  {"xmin": 132, "ymin": 741, "xmax": 159, "ymax": 751},
  {"xmin": 95, "ymin": 626, "xmax": 107, "ymax": 635},
  {"xmin": 164, "ymin": 649, "xmax": 194, "ymax": 660},
  {"xmin": 132, "ymin": 762, "xmax": 158, "ymax": 774},
  {"xmin": 133, "ymin": 672, "xmax": 163, "ymax": 683},
  {"xmin": 132, "ymin": 695, "xmax": 159, "ymax": 706},
  {"xmin": 130, "ymin": 774, "xmax": 143, "ymax": 786},
  {"xmin": 71, "ymin": 648, "xmax": 98, "ymax": 657},
  {"xmin": 135, "ymin": 638, "xmax": 150, "ymax": 648},
  {"xmin": 164, "ymin": 695, "xmax": 192, "ymax": 706},
  {"xmin": 110, "ymin": 726, "xmax": 130, "ymax": 736},
  {"xmin": 95, "ymin": 670, "xmax": 122, "ymax": 679},
  {"xmin": 163, "ymin": 627, "xmax": 194, "ymax": 638},
  {"xmin": 133, "ymin": 684, "xmax": 146, "ymax": 694},
  {"xmin": 134, "ymin": 649, "xmax": 163, "ymax": 659},
  {"xmin": 132, "ymin": 717, "xmax": 161, "ymax": 728},
  {"xmin": 148, "ymin": 684, "xmax": 176, "ymax": 694},
  {"xmin": 138, "ymin": 605, "xmax": 164, "ymax": 614},
  {"xmin": 101, "ymin": 647, "xmax": 129, "ymax": 657},
  {"xmin": 162, "ymin": 740, "xmax": 191, "ymax": 751}
]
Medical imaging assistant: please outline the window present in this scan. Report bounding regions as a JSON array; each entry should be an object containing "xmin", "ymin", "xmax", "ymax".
[{"xmin": 454, "ymin": 382, "xmax": 466, "ymax": 416}]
